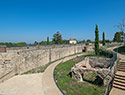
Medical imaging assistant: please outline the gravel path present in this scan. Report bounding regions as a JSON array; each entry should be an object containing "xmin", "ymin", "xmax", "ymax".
[{"xmin": 0, "ymin": 73, "xmax": 43, "ymax": 95}]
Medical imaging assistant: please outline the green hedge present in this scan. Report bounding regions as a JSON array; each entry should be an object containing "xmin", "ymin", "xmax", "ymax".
[
  {"xmin": 115, "ymin": 46, "xmax": 125, "ymax": 55},
  {"xmin": 98, "ymin": 49, "xmax": 113, "ymax": 58}
]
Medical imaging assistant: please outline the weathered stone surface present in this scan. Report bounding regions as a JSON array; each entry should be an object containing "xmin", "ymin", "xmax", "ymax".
[
  {"xmin": 89, "ymin": 57, "xmax": 111, "ymax": 68},
  {"xmin": 0, "ymin": 44, "xmax": 84, "ymax": 82},
  {"xmin": 71, "ymin": 54, "xmax": 118, "ymax": 95}
]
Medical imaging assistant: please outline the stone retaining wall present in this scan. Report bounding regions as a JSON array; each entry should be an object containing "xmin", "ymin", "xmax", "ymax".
[{"xmin": 0, "ymin": 44, "xmax": 84, "ymax": 83}]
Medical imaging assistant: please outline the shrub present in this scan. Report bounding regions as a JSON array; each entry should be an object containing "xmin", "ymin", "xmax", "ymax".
[{"xmin": 98, "ymin": 49, "xmax": 113, "ymax": 58}]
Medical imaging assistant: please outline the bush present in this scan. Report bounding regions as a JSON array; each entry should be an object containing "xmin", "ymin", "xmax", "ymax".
[
  {"xmin": 98, "ymin": 49, "xmax": 113, "ymax": 58},
  {"xmin": 114, "ymin": 46, "xmax": 125, "ymax": 54}
]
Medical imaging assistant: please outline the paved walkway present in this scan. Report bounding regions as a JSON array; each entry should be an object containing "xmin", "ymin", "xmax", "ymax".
[
  {"xmin": 0, "ymin": 53, "xmax": 86, "ymax": 95},
  {"xmin": 42, "ymin": 53, "xmax": 85, "ymax": 95},
  {"xmin": 0, "ymin": 73, "xmax": 44, "ymax": 95}
]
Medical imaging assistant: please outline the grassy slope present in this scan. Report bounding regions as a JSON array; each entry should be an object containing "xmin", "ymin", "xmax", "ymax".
[{"xmin": 54, "ymin": 54, "xmax": 105, "ymax": 95}]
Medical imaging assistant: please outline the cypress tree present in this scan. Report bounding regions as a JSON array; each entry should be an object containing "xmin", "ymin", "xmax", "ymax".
[
  {"xmin": 95, "ymin": 24, "xmax": 99, "ymax": 55},
  {"xmin": 102, "ymin": 32, "xmax": 106, "ymax": 46},
  {"xmin": 47, "ymin": 36, "xmax": 49, "ymax": 45}
]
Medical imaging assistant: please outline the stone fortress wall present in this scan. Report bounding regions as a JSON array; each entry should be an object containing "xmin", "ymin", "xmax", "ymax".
[{"xmin": 0, "ymin": 44, "xmax": 84, "ymax": 82}]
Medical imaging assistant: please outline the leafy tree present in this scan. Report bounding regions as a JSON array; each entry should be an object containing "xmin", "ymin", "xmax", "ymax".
[
  {"xmin": 53, "ymin": 31, "xmax": 62, "ymax": 44},
  {"xmin": 39, "ymin": 41, "xmax": 46, "ymax": 45},
  {"xmin": 115, "ymin": 19, "xmax": 125, "ymax": 45},
  {"xmin": 47, "ymin": 36, "xmax": 49, "ymax": 45},
  {"xmin": 82, "ymin": 40, "xmax": 86, "ymax": 43},
  {"xmin": 87, "ymin": 39, "xmax": 91, "ymax": 43},
  {"xmin": 105, "ymin": 40, "xmax": 111, "ymax": 43},
  {"xmin": 17, "ymin": 42, "xmax": 27, "ymax": 46},
  {"xmin": 0, "ymin": 42, "xmax": 27, "ymax": 47},
  {"xmin": 113, "ymin": 32, "xmax": 123, "ymax": 42},
  {"xmin": 62, "ymin": 40, "xmax": 68, "ymax": 44},
  {"xmin": 102, "ymin": 32, "xmax": 106, "ymax": 46},
  {"xmin": 95, "ymin": 24, "xmax": 99, "ymax": 55},
  {"xmin": 34, "ymin": 41, "xmax": 38, "ymax": 46}
]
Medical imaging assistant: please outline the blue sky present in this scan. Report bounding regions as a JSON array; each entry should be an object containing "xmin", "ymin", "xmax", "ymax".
[{"xmin": 0, "ymin": 0, "xmax": 125, "ymax": 43}]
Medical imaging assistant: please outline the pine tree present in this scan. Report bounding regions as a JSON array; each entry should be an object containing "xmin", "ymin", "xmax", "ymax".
[
  {"xmin": 95, "ymin": 24, "xmax": 99, "ymax": 55},
  {"xmin": 53, "ymin": 32, "xmax": 62, "ymax": 44},
  {"xmin": 102, "ymin": 32, "xmax": 106, "ymax": 46}
]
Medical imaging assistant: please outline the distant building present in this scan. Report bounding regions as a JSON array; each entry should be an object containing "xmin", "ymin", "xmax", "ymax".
[
  {"xmin": 68, "ymin": 39, "xmax": 77, "ymax": 44},
  {"xmin": 0, "ymin": 45, "xmax": 7, "ymax": 52}
]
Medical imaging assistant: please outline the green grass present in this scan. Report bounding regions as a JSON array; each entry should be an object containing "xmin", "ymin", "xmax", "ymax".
[
  {"xmin": 117, "ymin": 59, "xmax": 120, "ymax": 65},
  {"xmin": 54, "ymin": 54, "xmax": 105, "ymax": 95}
]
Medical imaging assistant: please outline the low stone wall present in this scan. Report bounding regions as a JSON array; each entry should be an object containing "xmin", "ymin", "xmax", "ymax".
[{"xmin": 0, "ymin": 44, "xmax": 84, "ymax": 83}]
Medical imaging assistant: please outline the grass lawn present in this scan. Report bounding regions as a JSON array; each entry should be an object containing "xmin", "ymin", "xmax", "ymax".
[{"xmin": 54, "ymin": 54, "xmax": 105, "ymax": 95}]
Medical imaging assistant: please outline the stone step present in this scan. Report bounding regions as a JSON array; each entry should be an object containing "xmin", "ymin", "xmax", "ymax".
[
  {"xmin": 120, "ymin": 62, "xmax": 125, "ymax": 64},
  {"xmin": 119, "ymin": 63, "xmax": 125, "ymax": 65},
  {"xmin": 118, "ymin": 64, "xmax": 125, "ymax": 66},
  {"xmin": 119, "ymin": 62, "xmax": 125, "ymax": 63},
  {"xmin": 115, "ymin": 76, "xmax": 125, "ymax": 81},
  {"xmin": 114, "ymin": 78, "xmax": 125, "ymax": 84},
  {"xmin": 118, "ymin": 69, "xmax": 125, "ymax": 72},
  {"xmin": 118, "ymin": 67, "xmax": 125, "ymax": 69},
  {"xmin": 118, "ymin": 63, "xmax": 125, "ymax": 65},
  {"xmin": 118, "ymin": 65, "xmax": 125, "ymax": 67},
  {"xmin": 113, "ymin": 85, "xmax": 125, "ymax": 91},
  {"xmin": 118, "ymin": 68, "xmax": 125, "ymax": 70},
  {"xmin": 113, "ymin": 83, "xmax": 125, "ymax": 91},
  {"xmin": 118, "ymin": 67, "xmax": 125, "ymax": 70},
  {"xmin": 115, "ymin": 74, "xmax": 125, "ymax": 78},
  {"xmin": 119, "ymin": 62, "xmax": 125, "ymax": 64},
  {"xmin": 115, "ymin": 71, "xmax": 125, "ymax": 76},
  {"xmin": 114, "ymin": 80, "xmax": 125, "ymax": 87},
  {"xmin": 118, "ymin": 66, "xmax": 125, "ymax": 68}
]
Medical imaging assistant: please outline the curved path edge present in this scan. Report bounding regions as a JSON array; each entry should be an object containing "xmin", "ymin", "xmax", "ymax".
[{"xmin": 42, "ymin": 53, "xmax": 86, "ymax": 95}]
